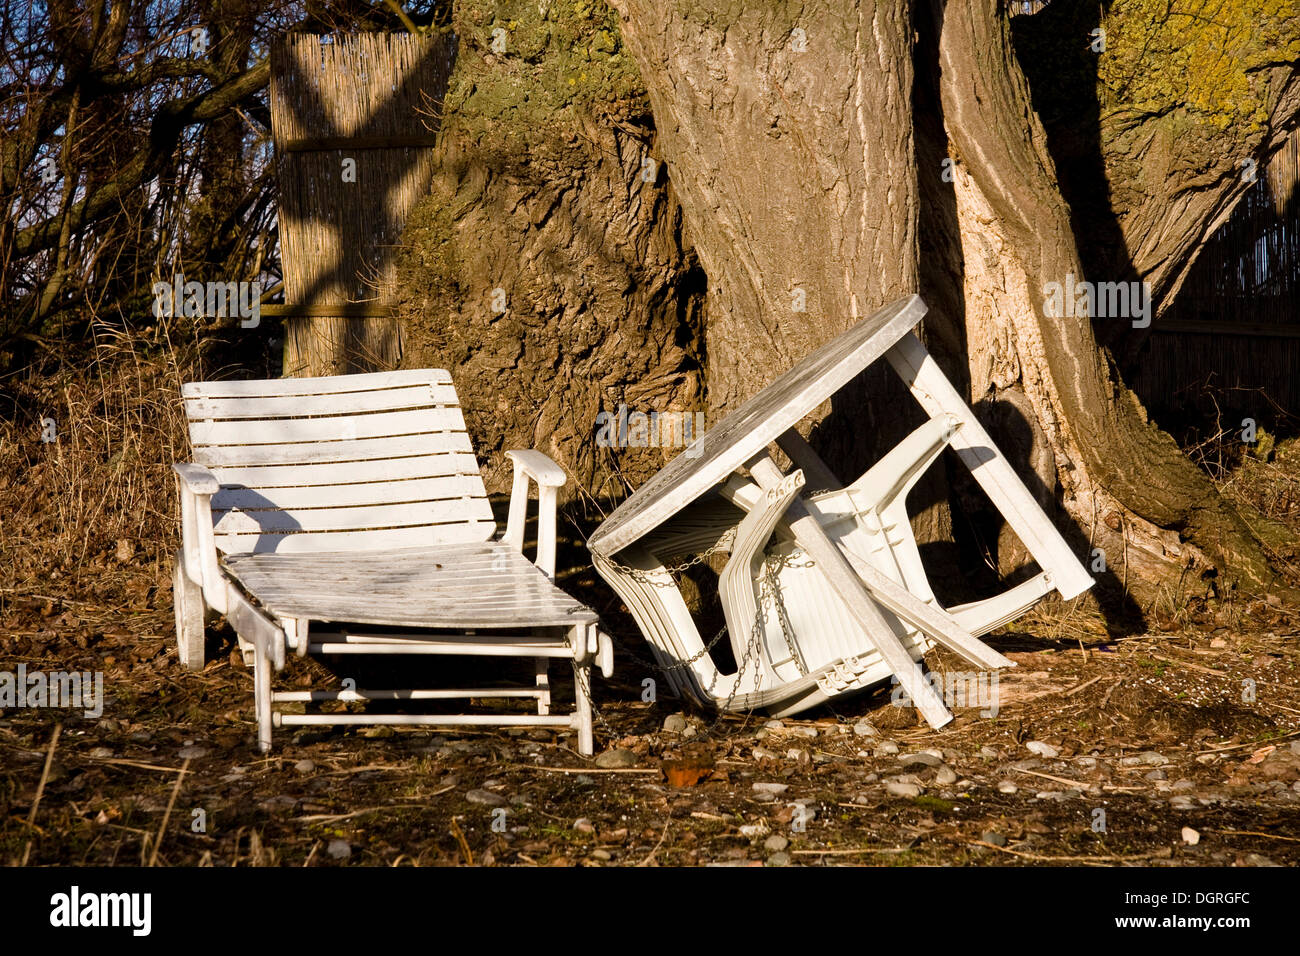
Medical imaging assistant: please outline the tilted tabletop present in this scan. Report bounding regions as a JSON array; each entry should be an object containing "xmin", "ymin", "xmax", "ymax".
[{"xmin": 588, "ymin": 294, "xmax": 927, "ymax": 558}]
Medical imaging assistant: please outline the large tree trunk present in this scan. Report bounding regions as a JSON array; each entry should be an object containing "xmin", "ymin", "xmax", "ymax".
[
  {"xmin": 607, "ymin": 0, "xmax": 963, "ymax": 559},
  {"xmin": 928, "ymin": 0, "xmax": 1298, "ymax": 603},
  {"xmin": 609, "ymin": 0, "xmax": 919, "ymax": 411},
  {"xmin": 611, "ymin": 0, "xmax": 1298, "ymax": 606}
]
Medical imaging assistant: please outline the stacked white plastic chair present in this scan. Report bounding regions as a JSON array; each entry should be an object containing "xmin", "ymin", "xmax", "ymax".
[{"xmin": 588, "ymin": 295, "xmax": 1092, "ymax": 726}]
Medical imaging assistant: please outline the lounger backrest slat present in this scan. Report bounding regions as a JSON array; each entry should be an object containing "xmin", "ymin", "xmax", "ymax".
[{"xmin": 182, "ymin": 369, "xmax": 495, "ymax": 555}]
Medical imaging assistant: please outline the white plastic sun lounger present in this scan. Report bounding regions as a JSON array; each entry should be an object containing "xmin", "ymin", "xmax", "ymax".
[
  {"xmin": 588, "ymin": 295, "xmax": 1092, "ymax": 726},
  {"xmin": 171, "ymin": 368, "xmax": 612, "ymax": 754}
]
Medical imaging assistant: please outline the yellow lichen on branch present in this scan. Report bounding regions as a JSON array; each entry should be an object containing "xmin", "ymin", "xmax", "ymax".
[{"xmin": 1099, "ymin": 0, "xmax": 1300, "ymax": 131}]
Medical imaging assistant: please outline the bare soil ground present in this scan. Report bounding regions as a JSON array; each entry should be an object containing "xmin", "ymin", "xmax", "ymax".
[{"xmin": 2, "ymin": 571, "xmax": 1298, "ymax": 867}]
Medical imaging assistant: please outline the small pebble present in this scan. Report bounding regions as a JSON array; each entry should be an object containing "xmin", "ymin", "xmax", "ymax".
[
  {"xmin": 934, "ymin": 765, "xmax": 957, "ymax": 786},
  {"xmin": 326, "ymin": 839, "xmax": 351, "ymax": 860},
  {"xmin": 739, "ymin": 822, "xmax": 769, "ymax": 838},
  {"xmin": 886, "ymin": 781, "xmax": 922, "ymax": 798},
  {"xmin": 764, "ymin": 834, "xmax": 789, "ymax": 852},
  {"xmin": 767, "ymin": 851, "xmax": 791, "ymax": 867},
  {"xmin": 594, "ymin": 748, "xmax": 637, "ymax": 769},
  {"xmin": 899, "ymin": 752, "xmax": 942, "ymax": 768},
  {"xmin": 875, "ymin": 740, "xmax": 900, "ymax": 756},
  {"xmin": 997, "ymin": 780, "xmax": 1018, "ymax": 794},
  {"xmin": 573, "ymin": 818, "xmax": 595, "ymax": 833},
  {"xmin": 1120, "ymin": 751, "xmax": 1168, "ymax": 768},
  {"xmin": 663, "ymin": 714, "xmax": 688, "ymax": 734},
  {"xmin": 466, "ymin": 789, "xmax": 508, "ymax": 807},
  {"xmin": 1181, "ymin": 827, "xmax": 1200, "ymax": 845},
  {"xmin": 177, "ymin": 745, "xmax": 208, "ymax": 760},
  {"xmin": 590, "ymin": 849, "xmax": 612, "ymax": 861},
  {"xmin": 293, "ymin": 759, "xmax": 316, "ymax": 774},
  {"xmin": 852, "ymin": 722, "xmax": 877, "ymax": 737},
  {"xmin": 1026, "ymin": 741, "xmax": 1059, "ymax": 758},
  {"xmin": 89, "ymin": 747, "xmax": 113, "ymax": 759},
  {"xmin": 981, "ymin": 831, "xmax": 1007, "ymax": 847}
]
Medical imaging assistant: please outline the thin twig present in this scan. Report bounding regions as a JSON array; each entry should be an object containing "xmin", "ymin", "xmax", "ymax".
[
  {"xmin": 969, "ymin": 840, "xmax": 1163, "ymax": 862},
  {"xmin": 1014, "ymin": 767, "xmax": 1091, "ymax": 789},
  {"xmin": 449, "ymin": 816, "xmax": 474, "ymax": 866},
  {"xmin": 294, "ymin": 799, "xmax": 449, "ymax": 824},
  {"xmin": 1064, "ymin": 675, "xmax": 1104, "ymax": 697},
  {"xmin": 638, "ymin": 821, "xmax": 671, "ymax": 867},
  {"xmin": 148, "ymin": 757, "xmax": 190, "ymax": 866},
  {"xmin": 20, "ymin": 723, "xmax": 61, "ymax": 866},
  {"xmin": 504, "ymin": 763, "xmax": 657, "ymax": 774},
  {"xmin": 791, "ymin": 846, "xmax": 913, "ymax": 855},
  {"xmin": 1212, "ymin": 829, "xmax": 1300, "ymax": 844},
  {"xmin": 93, "ymin": 756, "xmax": 189, "ymax": 774}
]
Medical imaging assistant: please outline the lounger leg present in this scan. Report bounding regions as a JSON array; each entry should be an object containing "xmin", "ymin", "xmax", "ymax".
[
  {"xmin": 535, "ymin": 658, "xmax": 551, "ymax": 716},
  {"xmin": 573, "ymin": 626, "xmax": 594, "ymax": 756},
  {"xmin": 254, "ymin": 635, "xmax": 273, "ymax": 753}
]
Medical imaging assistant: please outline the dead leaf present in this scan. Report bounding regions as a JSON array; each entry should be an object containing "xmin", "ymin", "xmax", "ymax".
[
  {"xmin": 661, "ymin": 756, "xmax": 715, "ymax": 787},
  {"xmin": 1247, "ymin": 745, "xmax": 1277, "ymax": 764}
]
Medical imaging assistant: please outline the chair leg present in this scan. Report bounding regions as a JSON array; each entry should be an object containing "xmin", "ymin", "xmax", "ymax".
[
  {"xmin": 254, "ymin": 635, "xmax": 273, "ymax": 753},
  {"xmin": 535, "ymin": 658, "xmax": 551, "ymax": 716}
]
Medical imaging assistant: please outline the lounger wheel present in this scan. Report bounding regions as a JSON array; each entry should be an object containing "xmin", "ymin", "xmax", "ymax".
[{"xmin": 173, "ymin": 550, "xmax": 205, "ymax": 671}]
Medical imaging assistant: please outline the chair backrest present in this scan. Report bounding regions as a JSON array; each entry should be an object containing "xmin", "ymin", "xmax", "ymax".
[{"xmin": 181, "ymin": 369, "xmax": 495, "ymax": 555}]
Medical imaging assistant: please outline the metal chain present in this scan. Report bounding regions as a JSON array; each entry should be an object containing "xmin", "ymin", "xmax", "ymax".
[
  {"xmin": 578, "ymin": 534, "xmax": 823, "ymax": 746},
  {"xmin": 598, "ymin": 527, "xmax": 738, "ymax": 588}
]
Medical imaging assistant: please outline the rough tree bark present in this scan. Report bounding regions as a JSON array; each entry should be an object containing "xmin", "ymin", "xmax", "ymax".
[
  {"xmin": 394, "ymin": 1, "xmax": 706, "ymax": 497},
  {"xmin": 610, "ymin": 0, "xmax": 1300, "ymax": 606}
]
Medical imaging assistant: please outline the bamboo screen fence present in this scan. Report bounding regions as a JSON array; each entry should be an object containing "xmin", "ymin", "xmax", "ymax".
[
  {"xmin": 269, "ymin": 32, "xmax": 455, "ymax": 376},
  {"xmin": 1129, "ymin": 130, "xmax": 1300, "ymax": 425}
]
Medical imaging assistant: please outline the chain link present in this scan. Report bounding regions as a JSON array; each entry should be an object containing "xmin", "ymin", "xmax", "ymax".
[{"xmin": 598, "ymin": 527, "xmax": 738, "ymax": 587}]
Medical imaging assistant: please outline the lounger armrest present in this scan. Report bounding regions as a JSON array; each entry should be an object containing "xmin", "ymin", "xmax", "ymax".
[
  {"xmin": 503, "ymin": 450, "xmax": 566, "ymax": 578},
  {"xmin": 504, "ymin": 450, "xmax": 566, "ymax": 487},
  {"xmin": 173, "ymin": 462, "xmax": 228, "ymax": 614},
  {"xmin": 173, "ymin": 462, "xmax": 220, "ymax": 495}
]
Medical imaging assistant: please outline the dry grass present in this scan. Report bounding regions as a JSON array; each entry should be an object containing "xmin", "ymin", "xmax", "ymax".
[{"xmin": 0, "ymin": 327, "xmax": 196, "ymax": 609}]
